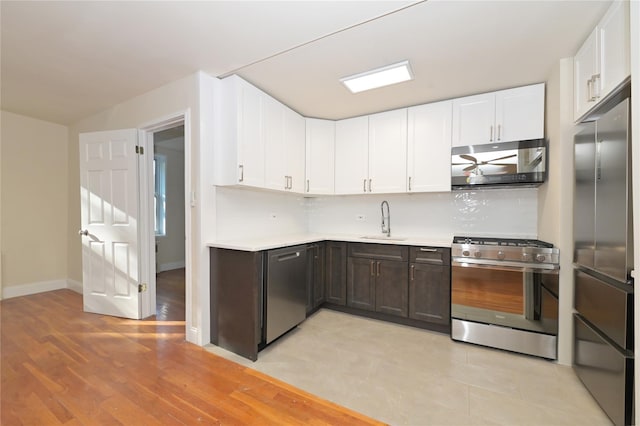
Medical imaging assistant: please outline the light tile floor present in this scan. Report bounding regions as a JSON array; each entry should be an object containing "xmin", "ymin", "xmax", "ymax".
[{"xmin": 206, "ymin": 309, "xmax": 612, "ymax": 425}]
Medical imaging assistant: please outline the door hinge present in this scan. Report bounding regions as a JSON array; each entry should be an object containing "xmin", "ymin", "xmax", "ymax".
[
  {"xmin": 135, "ymin": 146, "xmax": 144, "ymax": 155},
  {"xmin": 138, "ymin": 283, "xmax": 148, "ymax": 293}
]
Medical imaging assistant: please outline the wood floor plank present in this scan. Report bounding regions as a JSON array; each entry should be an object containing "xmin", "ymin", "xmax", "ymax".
[{"xmin": 1, "ymin": 289, "xmax": 385, "ymax": 425}]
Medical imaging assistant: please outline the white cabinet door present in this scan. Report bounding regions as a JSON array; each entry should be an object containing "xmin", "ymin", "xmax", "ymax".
[
  {"xmin": 573, "ymin": 0, "xmax": 630, "ymax": 121},
  {"xmin": 451, "ymin": 93, "xmax": 495, "ymax": 147},
  {"xmin": 263, "ymin": 95, "xmax": 287, "ymax": 191},
  {"xmin": 305, "ymin": 118, "xmax": 335, "ymax": 195},
  {"xmin": 407, "ymin": 101, "xmax": 452, "ymax": 193},
  {"xmin": 284, "ymin": 107, "xmax": 306, "ymax": 193},
  {"xmin": 495, "ymin": 83, "xmax": 545, "ymax": 143},
  {"xmin": 335, "ymin": 116, "xmax": 369, "ymax": 194},
  {"xmin": 368, "ymin": 109, "xmax": 408, "ymax": 193},
  {"xmin": 574, "ymin": 28, "xmax": 599, "ymax": 120},
  {"xmin": 598, "ymin": 0, "xmax": 629, "ymax": 99},
  {"xmin": 236, "ymin": 78, "xmax": 265, "ymax": 187}
]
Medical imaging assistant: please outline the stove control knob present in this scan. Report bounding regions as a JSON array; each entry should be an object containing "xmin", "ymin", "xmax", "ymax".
[
  {"xmin": 497, "ymin": 251, "xmax": 506, "ymax": 260},
  {"xmin": 474, "ymin": 251, "xmax": 482, "ymax": 258},
  {"xmin": 462, "ymin": 250, "xmax": 470, "ymax": 257},
  {"xmin": 536, "ymin": 254, "xmax": 546, "ymax": 262},
  {"xmin": 522, "ymin": 253, "xmax": 531, "ymax": 261}
]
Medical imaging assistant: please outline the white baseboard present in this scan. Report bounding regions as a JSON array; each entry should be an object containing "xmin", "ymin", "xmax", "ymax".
[
  {"xmin": 157, "ymin": 260, "xmax": 185, "ymax": 273},
  {"xmin": 2, "ymin": 279, "xmax": 69, "ymax": 299},
  {"xmin": 67, "ymin": 279, "xmax": 83, "ymax": 294}
]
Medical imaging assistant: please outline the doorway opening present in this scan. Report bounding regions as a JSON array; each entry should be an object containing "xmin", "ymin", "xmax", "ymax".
[{"xmin": 152, "ymin": 125, "xmax": 186, "ymax": 321}]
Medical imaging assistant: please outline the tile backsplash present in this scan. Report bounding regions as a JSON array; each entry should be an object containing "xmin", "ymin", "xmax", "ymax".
[
  {"xmin": 307, "ymin": 188, "xmax": 538, "ymax": 240},
  {"xmin": 214, "ymin": 186, "xmax": 538, "ymax": 241}
]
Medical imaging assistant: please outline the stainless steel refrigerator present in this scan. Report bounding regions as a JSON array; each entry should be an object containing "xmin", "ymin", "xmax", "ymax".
[{"xmin": 573, "ymin": 91, "xmax": 634, "ymax": 426}]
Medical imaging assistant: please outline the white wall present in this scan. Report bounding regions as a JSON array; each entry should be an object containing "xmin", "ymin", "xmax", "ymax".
[
  {"xmin": 308, "ymin": 189, "xmax": 538, "ymax": 239},
  {"xmin": 538, "ymin": 58, "xmax": 575, "ymax": 366},
  {"xmin": 155, "ymin": 139, "xmax": 186, "ymax": 272},
  {"xmin": 215, "ymin": 187, "xmax": 307, "ymax": 240},
  {"xmin": 1, "ymin": 111, "xmax": 70, "ymax": 297}
]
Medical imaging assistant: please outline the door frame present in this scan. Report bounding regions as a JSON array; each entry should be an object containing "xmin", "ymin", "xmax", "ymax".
[{"xmin": 139, "ymin": 111, "xmax": 191, "ymax": 322}]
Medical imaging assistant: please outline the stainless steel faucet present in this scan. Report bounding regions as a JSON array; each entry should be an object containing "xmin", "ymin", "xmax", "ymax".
[{"xmin": 381, "ymin": 200, "xmax": 390, "ymax": 237}]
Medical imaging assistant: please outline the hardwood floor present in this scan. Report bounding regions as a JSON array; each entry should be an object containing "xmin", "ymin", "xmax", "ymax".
[
  {"xmin": 155, "ymin": 268, "xmax": 186, "ymax": 321},
  {"xmin": 1, "ymin": 289, "xmax": 384, "ymax": 425}
]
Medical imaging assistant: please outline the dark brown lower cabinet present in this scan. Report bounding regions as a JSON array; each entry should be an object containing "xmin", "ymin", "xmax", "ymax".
[
  {"xmin": 409, "ymin": 262, "xmax": 449, "ymax": 324},
  {"xmin": 408, "ymin": 247, "xmax": 451, "ymax": 326},
  {"xmin": 376, "ymin": 260, "xmax": 409, "ymax": 317},
  {"xmin": 347, "ymin": 257, "xmax": 376, "ymax": 311},
  {"xmin": 306, "ymin": 243, "xmax": 326, "ymax": 314},
  {"xmin": 347, "ymin": 243, "xmax": 410, "ymax": 318},
  {"xmin": 325, "ymin": 241, "xmax": 347, "ymax": 306}
]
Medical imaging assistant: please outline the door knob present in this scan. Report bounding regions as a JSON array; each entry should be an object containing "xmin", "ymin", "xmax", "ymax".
[{"xmin": 78, "ymin": 229, "xmax": 89, "ymax": 236}]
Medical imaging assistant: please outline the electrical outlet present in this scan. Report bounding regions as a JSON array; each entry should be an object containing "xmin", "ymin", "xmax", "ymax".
[{"xmin": 356, "ymin": 214, "xmax": 366, "ymax": 221}]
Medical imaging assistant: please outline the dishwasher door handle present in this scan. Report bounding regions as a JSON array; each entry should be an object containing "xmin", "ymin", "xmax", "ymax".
[{"xmin": 277, "ymin": 252, "xmax": 300, "ymax": 262}]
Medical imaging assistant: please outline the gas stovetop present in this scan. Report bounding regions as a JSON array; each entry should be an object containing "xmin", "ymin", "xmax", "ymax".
[{"xmin": 452, "ymin": 236, "xmax": 559, "ymax": 267}]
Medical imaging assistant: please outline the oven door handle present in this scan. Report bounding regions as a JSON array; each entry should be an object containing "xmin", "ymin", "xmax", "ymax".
[{"xmin": 452, "ymin": 258, "xmax": 559, "ymax": 273}]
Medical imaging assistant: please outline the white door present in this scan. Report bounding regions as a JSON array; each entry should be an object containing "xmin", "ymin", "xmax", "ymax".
[{"xmin": 79, "ymin": 129, "xmax": 141, "ymax": 319}]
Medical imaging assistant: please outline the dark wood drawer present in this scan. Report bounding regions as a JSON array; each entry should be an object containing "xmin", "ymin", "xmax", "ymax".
[
  {"xmin": 348, "ymin": 243, "xmax": 408, "ymax": 261},
  {"xmin": 410, "ymin": 247, "xmax": 450, "ymax": 265}
]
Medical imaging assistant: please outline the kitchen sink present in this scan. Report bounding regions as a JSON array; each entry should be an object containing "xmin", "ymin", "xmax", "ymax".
[{"xmin": 361, "ymin": 235, "xmax": 406, "ymax": 241}]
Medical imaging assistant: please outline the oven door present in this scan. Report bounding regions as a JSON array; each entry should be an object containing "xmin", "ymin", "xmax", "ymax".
[{"xmin": 451, "ymin": 260, "xmax": 558, "ymax": 359}]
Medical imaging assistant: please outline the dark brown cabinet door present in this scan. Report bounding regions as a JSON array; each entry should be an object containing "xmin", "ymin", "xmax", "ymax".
[
  {"xmin": 347, "ymin": 257, "xmax": 376, "ymax": 311},
  {"xmin": 306, "ymin": 243, "xmax": 326, "ymax": 313},
  {"xmin": 409, "ymin": 262, "xmax": 450, "ymax": 325},
  {"xmin": 325, "ymin": 241, "xmax": 347, "ymax": 305},
  {"xmin": 375, "ymin": 260, "xmax": 409, "ymax": 317}
]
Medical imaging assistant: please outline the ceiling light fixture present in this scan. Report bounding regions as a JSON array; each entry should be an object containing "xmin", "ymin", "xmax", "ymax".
[{"xmin": 340, "ymin": 60, "xmax": 414, "ymax": 94}]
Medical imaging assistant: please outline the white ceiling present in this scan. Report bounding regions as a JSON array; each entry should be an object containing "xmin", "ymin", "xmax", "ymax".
[{"xmin": 1, "ymin": 0, "xmax": 611, "ymax": 125}]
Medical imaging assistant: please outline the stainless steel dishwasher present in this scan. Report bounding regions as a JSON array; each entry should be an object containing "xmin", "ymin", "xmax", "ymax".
[{"xmin": 264, "ymin": 245, "xmax": 307, "ymax": 344}]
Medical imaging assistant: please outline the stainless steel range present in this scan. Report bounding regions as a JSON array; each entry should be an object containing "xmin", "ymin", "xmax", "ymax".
[{"xmin": 451, "ymin": 236, "xmax": 560, "ymax": 359}]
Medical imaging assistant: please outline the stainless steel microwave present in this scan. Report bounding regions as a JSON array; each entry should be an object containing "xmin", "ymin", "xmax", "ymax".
[{"xmin": 451, "ymin": 139, "xmax": 547, "ymax": 189}]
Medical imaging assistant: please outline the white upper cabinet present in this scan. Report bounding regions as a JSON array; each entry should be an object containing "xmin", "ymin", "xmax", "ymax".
[
  {"xmin": 284, "ymin": 107, "xmax": 306, "ymax": 193},
  {"xmin": 217, "ymin": 75, "xmax": 305, "ymax": 192},
  {"xmin": 451, "ymin": 93, "xmax": 495, "ymax": 147},
  {"xmin": 305, "ymin": 118, "xmax": 335, "ymax": 195},
  {"xmin": 452, "ymin": 83, "xmax": 544, "ymax": 147},
  {"xmin": 494, "ymin": 84, "xmax": 545, "ymax": 143},
  {"xmin": 263, "ymin": 96, "xmax": 286, "ymax": 190},
  {"xmin": 368, "ymin": 109, "xmax": 408, "ymax": 194},
  {"xmin": 334, "ymin": 110, "xmax": 408, "ymax": 195},
  {"xmin": 407, "ymin": 100, "xmax": 452, "ymax": 193},
  {"xmin": 218, "ymin": 75, "xmax": 265, "ymax": 187},
  {"xmin": 334, "ymin": 116, "xmax": 369, "ymax": 194},
  {"xmin": 574, "ymin": 0, "xmax": 629, "ymax": 121}
]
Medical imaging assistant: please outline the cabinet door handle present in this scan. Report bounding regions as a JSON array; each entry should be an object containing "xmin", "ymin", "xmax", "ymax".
[
  {"xmin": 370, "ymin": 261, "xmax": 375, "ymax": 276},
  {"xmin": 368, "ymin": 179, "xmax": 372, "ymax": 192},
  {"xmin": 289, "ymin": 176, "xmax": 292, "ymax": 189},
  {"xmin": 497, "ymin": 124, "xmax": 501, "ymax": 141},
  {"xmin": 376, "ymin": 261, "xmax": 381, "ymax": 276},
  {"xmin": 363, "ymin": 179, "xmax": 367, "ymax": 192},
  {"xmin": 419, "ymin": 248, "xmax": 438, "ymax": 252},
  {"xmin": 306, "ymin": 179, "xmax": 310, "ymax": 193},
  {"xmin": 410, "ymin": 264, "xmax": 415, "ymax": 281},
  {"xmin": 489, "ymin": 125, "xmax": 494, "ymax": 142},
  {"xmin": 284, "ymin": 176, "xmax": 288, "ymax": 189},
  {"xmin": 587, "ymin": 77, "xmax": 595, "ymax": 102},
  {"xmin": 408, "ymin": 176, "xmax": 412, "ymax": 191},
  {"xmin": 239, "ymin": 165, "xmax": 244, "ymax": 182},
  {"xmin": 592, "ymin": 73, "xmax": 601, "ymax": 99}
]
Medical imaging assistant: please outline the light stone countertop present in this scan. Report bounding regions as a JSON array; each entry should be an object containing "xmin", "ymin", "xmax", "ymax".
[{"xmin": 206, "ymin": 233, "xmax": 453, "ymax": 252}]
